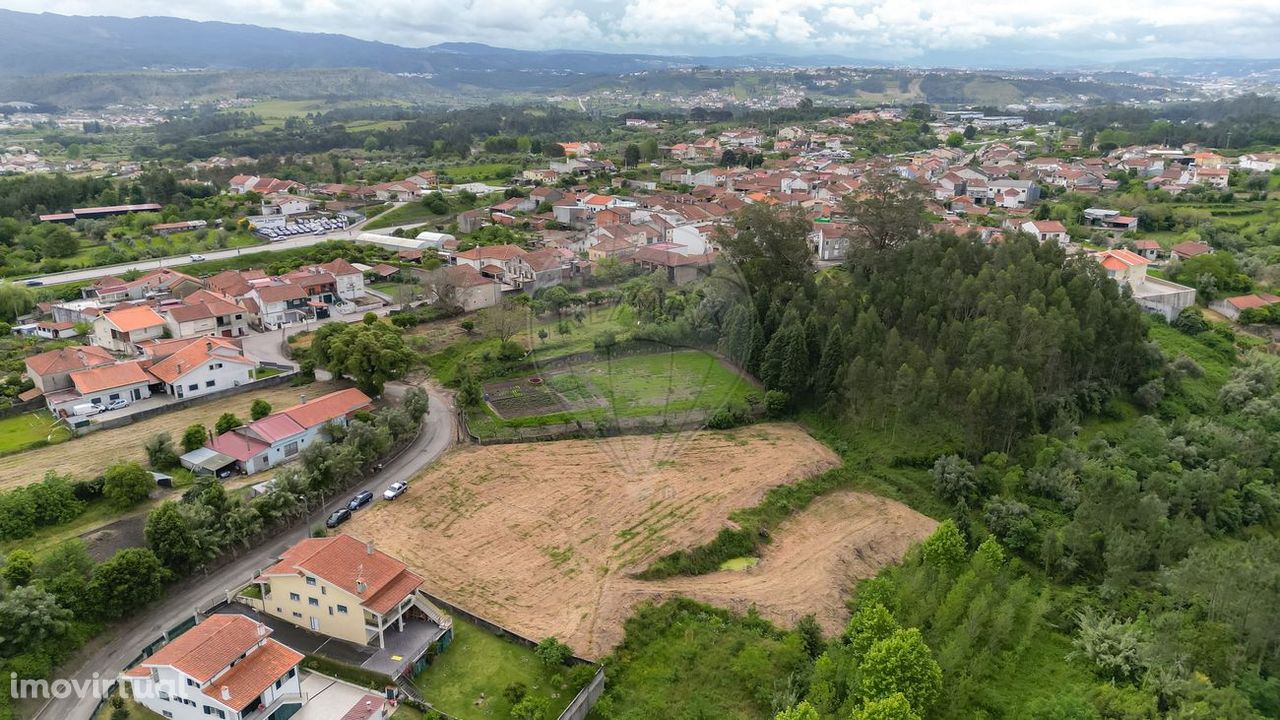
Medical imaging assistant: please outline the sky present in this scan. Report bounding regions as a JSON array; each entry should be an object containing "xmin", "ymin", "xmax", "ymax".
[{"xmin": 2, "ymin": 0, "xmax": 1280, "ymax": 63}]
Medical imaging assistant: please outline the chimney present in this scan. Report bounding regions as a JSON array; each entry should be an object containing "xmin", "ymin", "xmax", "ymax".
[
  {"xmin": 356, "ymin": 580, "xmax": 367, "ymax": 594},
  {"xmin": 366, "ymin": 541, "xmax": 375, "ymax": 556},
  {"xmin": 220, "ymin": 686, "xmax": 230, "ymax": 701},
  {"xmin": 256, "ymin": 623, "xmax": 267, "ymax": 637}
]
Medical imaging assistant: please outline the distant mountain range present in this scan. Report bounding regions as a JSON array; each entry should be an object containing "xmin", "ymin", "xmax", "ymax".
[{"xmin": 4, "ymin": 9, "xmax": 1278, "ymax": 80}]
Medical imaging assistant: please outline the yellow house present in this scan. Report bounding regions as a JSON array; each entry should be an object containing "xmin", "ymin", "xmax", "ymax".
[{"xmin": 253, "ymin": 534, "xmax": 451, "ymax": 651}]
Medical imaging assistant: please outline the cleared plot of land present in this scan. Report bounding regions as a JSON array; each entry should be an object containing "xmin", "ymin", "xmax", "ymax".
[
  {"xmin": 344, "ymin": 424, "xmax": 929, "ymax": 658},
  {"xmin": 0, "ymin": 380, "xmax": 339, "ymax": 490},
  {"xmin": 0, "ymin": 410, "xmax": 71, "ymax": 453}
]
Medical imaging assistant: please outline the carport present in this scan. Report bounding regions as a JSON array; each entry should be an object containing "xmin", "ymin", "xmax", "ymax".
[{"xmin": 179, "ymin": 446, "xmax": 237, "ymax": 477}]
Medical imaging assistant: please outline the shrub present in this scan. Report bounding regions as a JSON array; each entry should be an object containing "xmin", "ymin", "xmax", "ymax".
[
  {"xmin": 535, "ymin": 637, "xmax": 573, "ymax": 667},
  {"xmin": 181, "ymin": 424, "xmax": 208, "ymax": 453},
  {"xmin": 764, "ymin": 390, "xmax": 789, "ymax": 417},
  {"xmin": 497, "ymin": 340, "xmax": 525, "ymax": 361},
  {"xmin": 215, "ymin": 413, "xmax": 244, "ymax": 435},
  {"xmin": 510, "ymin": 695, "xmax": 549, "ymax": 720},
  {"xmin": 503, "ymin": 681, "xmax": 528, "ymax": 705},
  {"xmin": 1172, "ymin": 307, "xmax": 1208, "ymax": 334},
  {"xmin": 144, "ymin": 433, "xmax": 179, "ymax": 470},
  {"xmin": 1133, "ymin": 379, "xmax": 1165, "ymax": 410},
  {"xmin": 250, "ymin": 399, "xmax": 272, "ymax": 420},
  {"xmin": 102, "ymin": 462, "xmax": 152, "ymax": 509}
]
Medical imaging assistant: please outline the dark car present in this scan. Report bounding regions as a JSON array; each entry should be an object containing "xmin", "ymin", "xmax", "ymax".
[
  {"xmin": 348, "ymin": 490, "xmax": 374, "ymax": 511},
  {"xmin": 23, "ymin": 279, "xmax": 42, "ymax": 287},
  {"xmin": 324, "ymin": 507, "xmax": 351, "ymax": 528}
]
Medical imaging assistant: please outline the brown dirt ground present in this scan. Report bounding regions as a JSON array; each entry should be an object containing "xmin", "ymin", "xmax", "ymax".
[
  {"xmin": 0, "ymin": 380, "xmax": 340, "ymax": 490},
  {"xmin": 343, "ymin": 424, "xmax": 936, "ymax": 658}
]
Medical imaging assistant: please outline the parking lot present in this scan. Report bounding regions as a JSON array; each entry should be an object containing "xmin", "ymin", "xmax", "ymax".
[{"xmin": 256, "ymin": 216, "xmax": 348, "ymax": 241}]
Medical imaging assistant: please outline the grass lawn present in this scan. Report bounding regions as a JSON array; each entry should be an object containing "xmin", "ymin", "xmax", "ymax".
[
  {"xmin": 437, "ymin": 163, "xmax": 519, "ymax": 182},
  {"xmin": 415, "ymin": 618, "xmax": 577, "ymax": 720},
  {"xmin": 364, "ymin": 203, "xmax": 450, "ymax": 230},
  {"xmin": 252, "ymin": 366, "xmax": 284, "ymax": 379},
  {"xmin": 468, "ymin": 349, "xmax": 754, "ymax": 436},
  {"xmin": 0, "ymin": 410, "xmax": 70, "ymax": 454}
]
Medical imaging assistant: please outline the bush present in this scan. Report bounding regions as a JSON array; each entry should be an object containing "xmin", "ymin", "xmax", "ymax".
[
  {"xmin": 181, "ymin": 424, "xmax": 208, "ymax": 453},
  {"xmin": 510, "ymin": 695, "xmax": 549, "ymax": 720},
  {"xmin": 535, "ymin": 637, "xmax": 573, "ymax": 667},
  {"xmin": 1133, "ymin": 379, "xmax": 1165, "ymax": 410},
  {"xmin": 250, "ymin": 399, "xmax": 272, "ymax": 421},
  {"xmin": 497, "ymin": 340, "xmax": 525, "ymax": 361},
  {"xmin": 144, "ymin": 433, "xmax": 179, "ymax": 470},
  {"xmin": 503, "ymin": 681, "xmax": 528, "ymax": 705},
  {"xmin": 102, "ymin": 462, "xmax": 152, "ymax": 509},
  {"xmin": 1172, "ymin": 307, "xmax": 1209, "ymax": 335},
  {"xmin": 764, "ymin": 390, "xmax": 789, "ymax": 417},
  {"xmin": 215, "ymin": 413, "xmax": 244, "ymax": 435}
]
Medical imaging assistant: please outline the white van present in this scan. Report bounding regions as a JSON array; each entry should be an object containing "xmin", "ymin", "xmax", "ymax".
[{"xmin": 72, "ymin": 403, "xmax": 102, "ymax": 417}]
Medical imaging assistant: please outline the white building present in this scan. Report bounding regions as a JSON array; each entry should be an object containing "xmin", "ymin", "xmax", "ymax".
[
  {"xmin": 92, "ymin": 306, "xmax": 167, "ymax": 354},
  {"xmin": 122, "ymin": 614, "xmax": 304, "ymax": 720},
  {"xmin": 146, "ymin": 337, "xmax": 258, "ymax": 401},
  {"xmin": 1095, "ymin": 248, "xmax": 1197, "ymax": 321}
]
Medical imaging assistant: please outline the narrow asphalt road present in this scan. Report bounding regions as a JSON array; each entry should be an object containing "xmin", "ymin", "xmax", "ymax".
[{"xmin": 34, "ymin": 383, "xmax": 458, "ymax": 720}]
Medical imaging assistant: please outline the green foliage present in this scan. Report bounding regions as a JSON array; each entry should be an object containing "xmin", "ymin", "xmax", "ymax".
[
  {"xmin": 181, "ymin": 423, "xmax": 208, "ymax": 453},
  {"xmin": 773, "ymin": 701, "xmax": 820, "ymax": 720},
  {"xmin": 510, "ymin": 695, "xmax": 550, "ymax": 720},
  {"xmin": 0, "ymin": 585, "xmax": 73, "ymax": 658},
  {"xmin": 249, "ymin": 398, "xmax": 272, "ymax": 420},
  {"xmin": 2, "ymin": 549, "xmax": 34, "ymax": 587},
  {"xmin": 859, "ymin": 628, "xmax": 942, "ymax": 714},
  {"xmin": 144, "ymin": 432, "xmax": 179, "ymax": 469},
  {"xmin": 309, "ymin": 319, "xmax": 414, "ymax": 395},
  {"xmin": 851, "ymin": 693, "xmax": 921, "ymax": 720},
  {"xmin": 89, "ymin": 548, "xmax": 167, "ymax": 619},
  {"xmin": 214, "ymin": 412, "xmax": 243, "ymax": 435},
  {"xmin": 101, "ymin": 461, "xmax": 152, "ymax": 509},
  {"xmin": 535, "ymin": 637, "xmax": 573, "ymax": 667}
]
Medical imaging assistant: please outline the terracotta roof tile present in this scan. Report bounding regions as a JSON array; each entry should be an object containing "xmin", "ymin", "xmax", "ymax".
[
  {"xmin": 135, "ymin": 615, "xmax": 270, "ymax": 682},
  {"xmin": 281, "ymin": 388, "xmax": 372, "ymax": 428},
  {"xmin": 201, "ymin": 639, "xmax": 302, "ymax": 709},
  {"xmin": 70, "ymin": 360, "xmax": 154, "ymax": 394},
  {"xmin": 262, "ymin": 534, "xmax": 421, "ymax": 614}
]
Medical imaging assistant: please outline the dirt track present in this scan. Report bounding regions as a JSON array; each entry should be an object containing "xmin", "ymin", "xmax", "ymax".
[
  {"xmin": 0, "ymin": 381, "xmax": 339, "ymax": 490},
  {"xmin": 344, "ymin": 424, "xmax": 936, "ymax": 657}
]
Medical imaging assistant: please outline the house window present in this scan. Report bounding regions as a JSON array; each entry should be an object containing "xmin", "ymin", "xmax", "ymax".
[
  {"xmin": 305, "ymin": 576, "xmax": 316, "ymax": 586},
  {"xmin": 292, "ymin": 611, "xmax": 302, "ymax": 618},
  {"xmin": 188, "ymin": 384, "xmax": 198, "ymax": 391},
  {"xmin": 284, "ymin": 442, "xmax": 299, "ymax": 457},
  {"xmin": 275, "ymin": 678, "xmax": 282, "ymax": 690},
  {"xmin": 163, "ymin": 713, "xmax": 173, "ymax": 719},
  {"xmin": 289, "ymin": 592, "xmax": 300, "ymax": 601},
  {"xmin": 159, "ymin": 691, "xmax": 170, "ymax": 701},
  {"xmin": 186, "ymin": 679, "xmax": 198, "ymax": 687},
  {"xmin": 308, "ymin": 597, "xmax": 319, "ymax": 607},
  {"xmin": 205, "ymin": 380, "xmax": 215, "ymax": 388},
  {"xmin": 336, "ymin": 604, "xmax": 348, "ymax": 614}
]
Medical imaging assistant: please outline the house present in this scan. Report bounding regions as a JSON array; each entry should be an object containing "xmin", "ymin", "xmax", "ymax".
[
  {"xmin": 227, "ymin": 175, "xmax": 301, "ymax": 195},
  {"xmin": 201, "ymin": 388, "xmax": 372, "ymax": 475},
  {"xmin": 33, "ymin": 320, "xmax": 79, "ymax": 340},
  {"xmin": 1238, "ymin": 153, "xmax": 1280, "ymax": 173},
  {"xmin": 587, "ymin": 237, "xmax": 638, "ymax": 262},
  {"xmin": 1209, "ymin": 293, "xmax": 1280, "ymax": 322},
  {"xmin": 24, "ymin": 345, "xmax": 115, "ymax": 396},
  {"xmin": 92, "ymin": 306, "xmax": 166, "ymax": 354},
  {"xmin": 261, "ymin": 195, "xmax": 314, "ymax": 217},
  {"xmin": 425, "ymin": 265, "xmax": 502, "ymax": 311},
  {"xmin": 630, "ymin": 245, "xmax": 716, "ymax": 286},
  {"xmin": 987, "ymin": 179, "xmax": 1040, "ymax": 208},
  {"xmin": 1095, "ymin": 248, "xmax": 1196, "ymax": 321},
  {"xmin": 162, "ymin": 291, "xmax": 251, "ymax": 339},
  {"xmin": 50, "ymin": 360, "xmax": 155, "ymax": 415},
  {"xmin": 511, "ymin": 248, "xmax": 565, "ymax": 292},
  {"xmin": 809, "ymin": 223, "xmax": 851, "ymax": 261},
  {"xmin": 315, "ymin": 259, "xmax": 366, "ymax": 300},
  {"xmin": 1133, "ymin": 239, "xmax": 1163, "ymax": 261},
  {"xmin": 1020, "ymin": 220, "xmax": 1070, "ymax": 246},
  {"xmin": 90, "ymin": 268, "xmax": 203, "ymax": 303},
  {"xmin": 1193, "ymin": 167, "xmax": 1229, "ymax": 190},
  {"xmin": 1083, "ymin": 208, "xmax": 1139, "ymax": 231},
  {"xmin": 253, "ymin": 534, "xmax": 453, "ymax": 669},
  {"xmin": 1171, "ymin": 241, "xmax": 1214, "ymax": 260},
  {"xmin": 122, "ymin": 614, "xmax": 304, "ymax": 720},
  {"xmin": 248, "ymin": 285, "xmax": 312, "ymax": 330},
  {"xmin": 148, "ymin": 337, "xmax": 257, "ymax": 401}
]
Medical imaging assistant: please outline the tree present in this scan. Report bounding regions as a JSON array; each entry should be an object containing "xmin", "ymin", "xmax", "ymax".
[
  {"xmin": 920, "ymin": 521, "xmax": 968, "ymax": 573},
  {"xmin": 535, "ymin": 636, "xmax": 573, "ymax": 667},
  {"xmin": 640, "ymin": 137, "xmax": 659, "ymax": 161},
  {"xmin": 102, "ymin": 461, "xmax": 152, "ymax": 509},
  {"xmin": 845, "ymin": 603, "xmax": 902, "ymax": 662},
  {"xmin": 851, "ymin": 693, "xmax": 921, "ymax": 720},
  {"xmin": 250, "ymin": 399, "xmax": 272, "ymax": 421},
  {"xmin": 0, "ymin": 282, "xmax": 35, "ymax": 323},
  {"xmin": 962, "ymin": 125, "xmax": 977, "ymax": 139},
  {"xmin": 510, "ymin": 695, "xmax": 549, "ymax": 720},
  {"xmin": 774, "ymin": 701, "xmax": 821, "ymax": 720},
  {"xmin": 721, "ymin": 148, "xmax": 738, "ymax": 167},
  {"xmin": 717, "ymin": 203, "xmax": 814, "ymax": 296},
  {"xmin": 623, "ymin": 143, "xmax": 641, "ymax": 168},
  {"xmin": 478, "ymin": 299, "xmax": 527, "ymax": 344},
  {"xmin": 2, "ymin": 549, "xmax": 34, "ymax": 587},
  {"xmin": 145, "ymin": 502, "xmax": 201, "ymax": 573},
  {"xmin": 310, "ymin": 319, "xmax": 415, "ymax": 396},
  {"xmin": 39, "ymin": 225, "xmax": 79, "ymax": 258},
  {"xmin": 0, "ymin": 585, "xmax": 73, "ymax": 657},
  {"xmin": 144, "ymin": 433, "xmax": 179, "ymax": 470},
  {"xmin": 841, "ymin": 173, "xmax": 929, "ymax": 254},
  {"xmin": 946, "ymin": 132, "xmax": 965, "ymax": 148},
  {"xmin": 181, "ymin": 424, "xmax": 208, "ymax": 453},
  {"xmin": 931, "ymin": 454, "xmax": 979, "ymax": 505},
  {"xmin": 89, "ymin": 548, "xmax": 167, "ymax": 619},
  {"xmin": 215, "ymin": 413, "xmax": 244, "ymax": 435},
  {"xmin": 859, "ymin": 628, "xmax": 942, "ymax": 715}
]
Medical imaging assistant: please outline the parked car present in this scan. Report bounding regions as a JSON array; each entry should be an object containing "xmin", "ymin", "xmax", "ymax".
[
  {"xmin": 189, "ymin": 254, "xmax": 206, "ymax": 262},
  {"xmin": 383, "ymin": 482, "xmax": 407, "ymax": 500},
  {"xmin": 324, "ymin": 507, "xmax": 351, "ymax": 528},
  {"xmin": 348, "ymin": 490, "xmax": 374, "ymax": 511},
  {"xmin": 104, "ymin": 398, "xmax": 129, "ymax": 411},
  {"xmin": 71, "ymin": 403, "xmax": 102, "ymax": 416},
  {"xmin": 23, "ymin": 279, "xmax": 42, "ymax": 287}
]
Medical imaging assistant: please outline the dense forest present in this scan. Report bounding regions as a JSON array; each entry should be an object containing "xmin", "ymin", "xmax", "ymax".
[
  {"xmin": 1038, "ymin": 94, "xmax": 1280, "ymax": 149},
  {"xmin": 588, "ymin": 193, "xmax": 1280, "ymax": 720}
]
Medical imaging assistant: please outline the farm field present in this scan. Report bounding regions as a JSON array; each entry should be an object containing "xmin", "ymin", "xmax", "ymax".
[
  {"xmin": 469, "ymin": 349, "xmax": 754, "ymax": 436},
  {"xmin": 343, "ymin": 424, "xmax": 932, "ymax": 657},
  {"xmin": 0, "ymin": 409, "xmax": 71, "ymax": 454},
  {"xmin": 0, "ymin": 380, "xmax": 338, "ymax": 490}
]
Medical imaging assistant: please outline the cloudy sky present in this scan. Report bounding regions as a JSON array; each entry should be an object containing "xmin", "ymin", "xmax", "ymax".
[{"xmin": 3, "ymin": 0, "xmax": 1280, "ymax": 63}]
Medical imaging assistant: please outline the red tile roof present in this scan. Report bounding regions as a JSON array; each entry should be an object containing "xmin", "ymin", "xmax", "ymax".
[
  {"xmin": 245, "ymin": 413, "xmax": 306, "ymax": 443},
  {"xmin": 201, "ymin": 639, "xmax": 303, "ymax": 709},
  {"xmin": 102, "ymin": 306, "xmax": 165, "ymax": 333},
  {"xmin": 70, "ymin": 360, "xmax": 154, "ymax": 394},
  {"xmin": 149, "ymin": 338, "xmax": 252, "ymax": 385},
  {"xmin": 279, "ymin": 388, "xmax": 371, "ymax": 428},
  {"xmin": 133, "ymin": 615, "xmax": 271, "ymax": 682},
  {"xmin": 25, "ymin": 345, "xmax": 114, "ymax": 377},
  {"xmin": 208, "ymin": 431, "xmax": 269, "ymax": 462},
  {"xmin": 261, "ymin": 534, "xmax": 422, "ymax": 615}
]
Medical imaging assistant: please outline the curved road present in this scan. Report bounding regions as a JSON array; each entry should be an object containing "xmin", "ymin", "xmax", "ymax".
[{"xmin": 35, "ymin": 383, "xmax": 458, "ymax": 720}]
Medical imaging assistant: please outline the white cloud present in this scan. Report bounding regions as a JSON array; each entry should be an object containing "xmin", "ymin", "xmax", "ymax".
[{"xmin": 3, "ymin": 0, "xmax": 1280, "ymax": 60}]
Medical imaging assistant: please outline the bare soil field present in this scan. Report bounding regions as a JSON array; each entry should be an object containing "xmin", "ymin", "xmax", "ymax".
[
  {"xmin": 0, "ymin": 380, "xmax": 339, "ymax": 490},
  {"xmin": 344, "ymin": 424, "xmax": 935, "ymax": 657}
]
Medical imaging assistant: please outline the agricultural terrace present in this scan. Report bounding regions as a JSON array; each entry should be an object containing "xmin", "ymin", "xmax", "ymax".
[
  {"xmin": 344, "ymin": 424, "xmax": 934, "ymax": 657},
  {"xmin": 467, "ymin": 349, "xmax": 756, "ymax": 438}
]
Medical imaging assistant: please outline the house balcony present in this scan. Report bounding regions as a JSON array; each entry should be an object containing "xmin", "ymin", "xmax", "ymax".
[{"xmin": 238, "ymin": 692, "xmax": 305, "ymax": 720}]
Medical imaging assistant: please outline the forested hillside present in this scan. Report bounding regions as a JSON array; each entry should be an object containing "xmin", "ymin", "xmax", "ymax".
[{"xmin": 589, "ymin": 193, "xmax": 1280, "ymax": 720}]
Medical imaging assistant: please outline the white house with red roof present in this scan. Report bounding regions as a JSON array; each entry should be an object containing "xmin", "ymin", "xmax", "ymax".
[
  {"xmin": 1019, "ymin": 220, "xmax": 1070, "ymax": 246},
  {"xmin": 147, "ymin": 337, "xmax": 258, "ymax": 401},
  {"xmin": 195, "ymin": 388, "xmax": 372, "ymax": 475},
  {"xmin": 122, "ymin": 614, "xmax": 304, "ymax": 720},
  {"xmin": 1209, "ymin": 293, "xmax": 1280, "ymax": 322}
]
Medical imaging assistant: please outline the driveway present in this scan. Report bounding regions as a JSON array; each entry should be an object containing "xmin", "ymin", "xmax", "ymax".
[
  {"xmin": 293, "ymin": 673, "xmax": 384, "ymax": 720},
  {"xmin": 33, "ymin": 382, "xmax": 458, "ymax": 720}
]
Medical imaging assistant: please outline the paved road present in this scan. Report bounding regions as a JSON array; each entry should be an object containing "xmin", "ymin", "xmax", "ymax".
[
  {"xmin": 35, "ymin": 383, "xmax": 458, "ymax": 720},
  {"xmin": 20, "ymin": 206, "xmax": 428, "ymax": 287}
]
